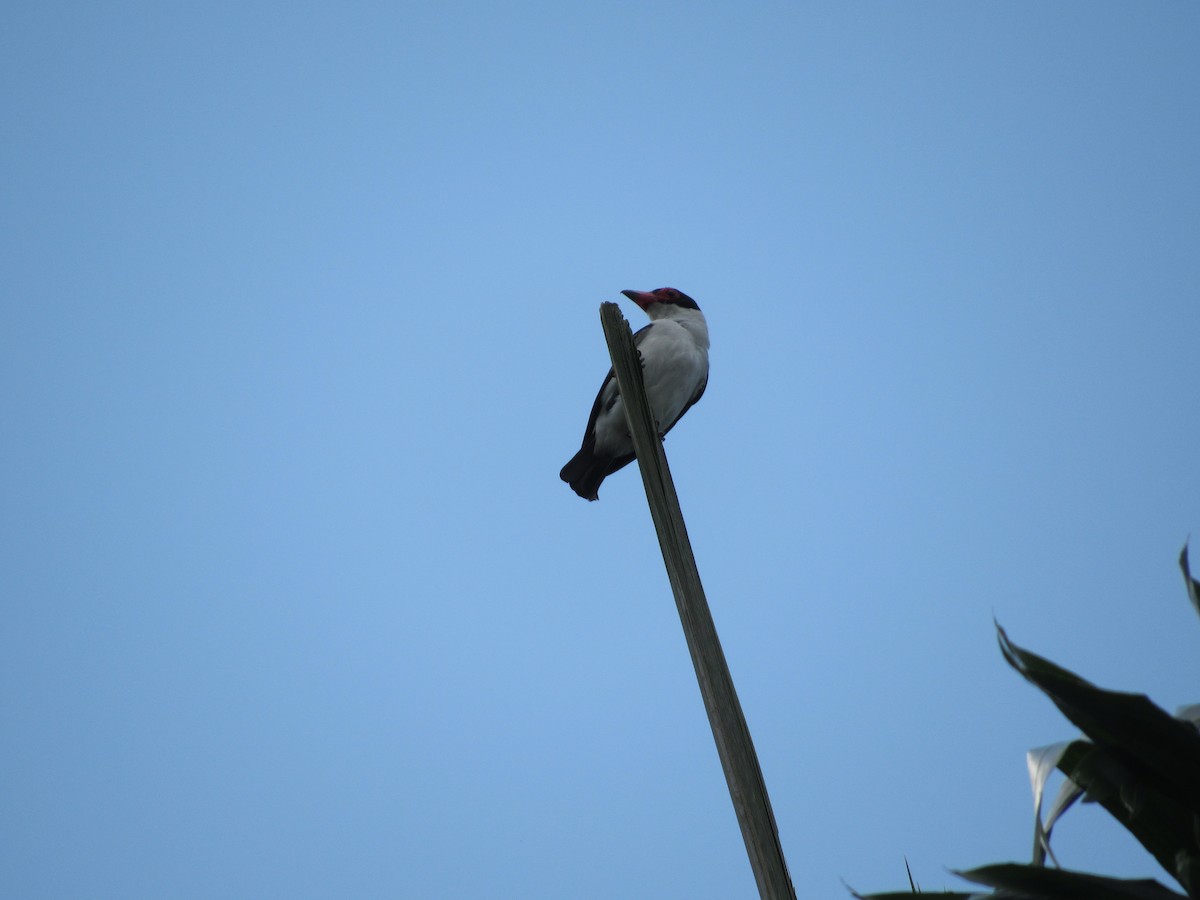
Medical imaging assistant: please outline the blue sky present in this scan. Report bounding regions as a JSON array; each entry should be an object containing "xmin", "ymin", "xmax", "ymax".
[{"xmin": 3, "ymin": 2, "xmax": 1198, "ymax": 897}]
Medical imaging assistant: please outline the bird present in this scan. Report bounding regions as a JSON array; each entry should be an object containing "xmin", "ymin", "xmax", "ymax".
[{"xmin": 560, "ymin": 287, "xmax": 709, "ymax": 501}]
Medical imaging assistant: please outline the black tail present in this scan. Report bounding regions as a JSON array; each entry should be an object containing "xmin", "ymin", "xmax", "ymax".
[{"xmin": 559, "ymin": 443, "xmax": 635, "ymax": 501}]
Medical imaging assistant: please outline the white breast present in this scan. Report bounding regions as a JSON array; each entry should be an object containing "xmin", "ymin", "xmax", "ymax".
[{"xmin": 592, "ymin": 315, "xmax": 709, "ymax": 456}]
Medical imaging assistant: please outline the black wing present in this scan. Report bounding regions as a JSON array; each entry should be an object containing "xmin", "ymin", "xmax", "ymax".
[{"xmin": 577, "ymin": 322, "xmax": 656, "ymax": 442}]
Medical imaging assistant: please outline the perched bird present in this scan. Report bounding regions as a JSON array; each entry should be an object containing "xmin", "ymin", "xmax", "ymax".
[{"xmin": 560, "ymin": 288, "xmax": 710, "ymax": 501}]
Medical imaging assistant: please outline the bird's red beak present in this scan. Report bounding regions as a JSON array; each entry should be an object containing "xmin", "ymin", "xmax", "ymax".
[{"xmin": 622, "ymin": 289, "xmax": 656, "ymax": 310}]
